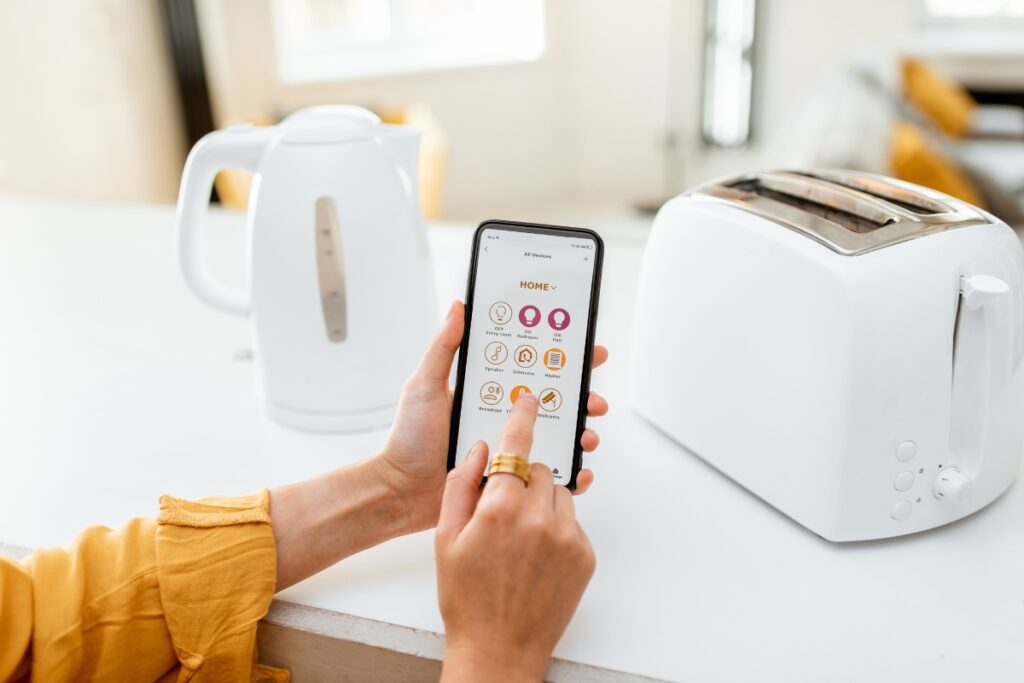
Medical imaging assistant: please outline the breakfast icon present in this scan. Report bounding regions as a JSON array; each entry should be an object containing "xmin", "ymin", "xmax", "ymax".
[
  {"xmin": 543, "ymin": 347, "xmax": 566, "ymax": 372},
  {"xmin": 548, "ymin": 308, "xmax": 570, "ymax": 330},
  {"xmin": 489, "ymin": 301, "xmax": 513, "ymax": 325},
  {"xmin": 514, "ymin": 344, "xmax": 538, "ymax": 368},
  {"xmin": 484, "ymin": 341, "xmax": 508, "ymax": 365},
  {"xmin": 519, "ymin": 305, "xmax": 541, "ymax": 328},
  {"xmin": 480, "ymin": 381, "xmax": 504, "ymax": 405},
  {"xmin": 539, "ymin": 388, "xmax": 563, "ymax": 412},
  {"xmin": 510, "ymin": 385, "xmax": 532, "ymax": 404}
]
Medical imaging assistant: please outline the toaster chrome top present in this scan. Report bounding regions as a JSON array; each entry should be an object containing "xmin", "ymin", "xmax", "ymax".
[{"xmin": 688, "ymin": 170, "xmax": 991, "ymax": 256}]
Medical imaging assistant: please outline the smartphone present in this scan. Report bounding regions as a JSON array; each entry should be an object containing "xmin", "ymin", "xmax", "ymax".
[{"xmin": 448, "ymin": 220, "xmax": 604, "ymax": 489}]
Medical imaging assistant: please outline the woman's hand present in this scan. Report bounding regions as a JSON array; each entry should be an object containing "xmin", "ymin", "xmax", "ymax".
[
  {"xmin": 435, "ymin": 394, "xmax": 596, "ymax": 682},
  {"xmin": 375, "ymin": 300, "xmax": 609, "ymax": 534},
  {"xmin": 270, "ymin": 302, "xmax": 606, "ymax": 591}
]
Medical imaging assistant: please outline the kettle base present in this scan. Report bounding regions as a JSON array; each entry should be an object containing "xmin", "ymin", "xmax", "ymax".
[{"xmin": 265, "ymin": 401, "xmax": 396, "ymax": 434}]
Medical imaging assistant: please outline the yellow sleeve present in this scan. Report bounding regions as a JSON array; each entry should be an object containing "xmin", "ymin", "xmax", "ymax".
[
  {"xmin": 1, "ymin": 490, "xmax": 286, "ymax": 683},
  {"xmin": 0, "ymin": 556, "xmax": 33, "ymax": 680},
  {"xmin": 155, "ymin": 490, "xmax": 280, "ymax": 681}
]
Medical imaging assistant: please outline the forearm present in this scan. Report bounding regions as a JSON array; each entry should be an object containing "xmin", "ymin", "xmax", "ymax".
[{"xmin": 270, "ymin": 456, "xmax": 409, "ymax": 591}]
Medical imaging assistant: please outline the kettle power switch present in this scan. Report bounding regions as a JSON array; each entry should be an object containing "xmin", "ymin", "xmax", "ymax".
[
  {"xmin": 933, "ymin": 467, "xmax": 975, "ymax": 506},
  {"xmin": 960, "ymin": 274, "xmax": 1009, "ymax": 310},
  {"xmin": 893, "ymin": 471, "xmax": 915, "ymax": 492}
]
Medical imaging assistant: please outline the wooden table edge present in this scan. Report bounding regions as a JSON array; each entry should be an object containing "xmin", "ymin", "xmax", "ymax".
[{"xmin": 2, "ymin": 542, "xmax": 669, "ymax": 682}]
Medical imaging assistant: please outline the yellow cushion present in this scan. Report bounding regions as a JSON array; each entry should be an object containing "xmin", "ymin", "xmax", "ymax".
[
  {"xmin": 890, "ymin": 120, "xmax": 985, "ymax": 207},
  {"xmin": 214, "ymin": 116, "xmax": 276, "ymax": 210},
  {"xmin": 902, "ymin": 58, "xmax": 976, "ymax": 138}
]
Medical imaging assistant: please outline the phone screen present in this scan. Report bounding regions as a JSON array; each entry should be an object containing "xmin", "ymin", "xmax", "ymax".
[{"xmin": 450, "ymin": 222, "xmax": 602, "ymax": 487}]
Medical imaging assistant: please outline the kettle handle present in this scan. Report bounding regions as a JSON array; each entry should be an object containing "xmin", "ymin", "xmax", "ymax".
[{"xmin": 175, "ymin": 125, "xmax": 271, "ymax": 316}]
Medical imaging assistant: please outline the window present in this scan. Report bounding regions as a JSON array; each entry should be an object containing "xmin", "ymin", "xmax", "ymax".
[
  {"xmin": 701, "ymin": 0, "xmax": 757, "ymax": 148},
  {"xmin": 269, "ymin": 0, "xmax": 545, "ymax": 83},
  {"xmin": 922, "ymin": 0, "xmax": 1024, "ymax": 19},
  {"xmin": 915, "ymin": 0, "xmax": 1024, "ymax": 55}
]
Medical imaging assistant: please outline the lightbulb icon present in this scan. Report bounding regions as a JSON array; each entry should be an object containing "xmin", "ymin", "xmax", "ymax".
[
  {"xmin": 519, "ymin": 305, "xmax": 541, "ymax": 328},
  {"xmin": 548, "ymin": 308, "xmax": 570, "ymax": 330},
  {"xmin": 489, "ymin": 301, "xmax": 513, "ymax": 325}
]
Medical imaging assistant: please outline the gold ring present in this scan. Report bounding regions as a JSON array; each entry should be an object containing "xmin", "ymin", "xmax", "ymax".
[{"xmin": 488, "ymin": 453, "xmax": 531, "ymax": 484}]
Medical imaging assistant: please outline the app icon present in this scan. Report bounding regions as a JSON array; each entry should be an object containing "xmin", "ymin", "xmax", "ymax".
[
  {"xmin": 510, "ymin": 385, "xmax": 532, "ymax": 404},
  {"xmin": 514, "ymin": 344, "xmax": 538, "ymax": 368},
  {"xmin": 543, "ymin": 348, "xmax": 566, "ymax": 372},
  {"xmin": 489, "ymin": 301, "xmax": 513, "ymax": 325},
  {"xmin": 548, "ymin": 308, "xmax": 570, "ymax": 330},
  {"xmin": 484, "ymin": 341, "xmax": 508, "ymax": 365},
  {"xmin": 480, "ymin": 381, "xmax": 504, "ymax": 405},
  {"xmin": 519, "ymin": 305, "xmax": 541, "ymax": 327},
  {"xmin": 539, "ymin": 388, "xmax": 563, "ymax": 412}
]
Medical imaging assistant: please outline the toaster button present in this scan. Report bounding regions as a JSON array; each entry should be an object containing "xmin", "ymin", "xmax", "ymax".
[
  {"xmin": 895, "ymin": 441, "xmax": 917, "ymax": 462},
  {"xmin": 891, "ymin": 500, "xmax": 913, "ymax": 521},
  {"xmin": 894, "ymin": 471, "xmax": 915, "ymax": 492}
]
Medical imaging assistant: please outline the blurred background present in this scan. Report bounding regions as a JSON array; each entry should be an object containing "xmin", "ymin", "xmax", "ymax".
[{"xmin": 1, "ymin": 0, "xmax": 1023, "ymax": 227}]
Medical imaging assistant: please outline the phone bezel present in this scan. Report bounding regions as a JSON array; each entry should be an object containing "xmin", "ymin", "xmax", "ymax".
[{"xmin": 446, "ymin": 219, "xmax": 605, "ymax": 490}]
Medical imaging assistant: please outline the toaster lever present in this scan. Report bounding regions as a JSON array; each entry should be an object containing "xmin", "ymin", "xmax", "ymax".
[{"xmin": 960, "ymin": 274, "xmax": 1009, "ymax": 310}]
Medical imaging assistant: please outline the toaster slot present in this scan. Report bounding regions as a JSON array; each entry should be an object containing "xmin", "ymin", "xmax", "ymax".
[
  {"xmin": 727, "ymin": 176, "xmax": 897, "ymax": 234},
  {"xmin": 800, "ymin": 170, "xmax": 951, "ymax": 215},
  {"xmin": 690, "ymin": 169, "xmax": 991, "ymax": 255}
]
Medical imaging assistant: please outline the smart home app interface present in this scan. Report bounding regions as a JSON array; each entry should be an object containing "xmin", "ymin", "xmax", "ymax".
[{"xmin": 454, "ymin": 227, "xmax": 598, "ymax": 484}]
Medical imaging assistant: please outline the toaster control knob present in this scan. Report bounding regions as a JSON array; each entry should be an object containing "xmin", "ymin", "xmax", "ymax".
[
  {"xmin": 960, "ymin": 274, "xmax": 1009, "ymax": 310},
  {"xmin": 933, "ymin": 467, "xmax": 974, "ymax": 506}
]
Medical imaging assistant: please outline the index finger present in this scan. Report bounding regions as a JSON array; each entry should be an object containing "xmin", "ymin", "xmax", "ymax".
[{"xmin": 484, "ymin": 392, "xmax": 539, "ymax": 494}]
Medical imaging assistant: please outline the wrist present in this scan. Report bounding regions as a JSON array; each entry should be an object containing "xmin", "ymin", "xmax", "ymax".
[
  {"xmin": 370, "ymin": 451, "xmax": 435, "ymax": 535},
  {"xmin": 442, "ymin": 639, "xmax": 549, "ymax": 683},
  {"xmin": 342, "ymin": 458, "xmax": 411, "ymax": 540},
  {"xmin": 271, "ymin": 457, "xmax": 409, "ymax": 590}
]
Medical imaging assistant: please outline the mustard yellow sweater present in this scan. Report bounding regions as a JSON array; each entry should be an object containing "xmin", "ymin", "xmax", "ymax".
[{"xmin": 0, "ymin": 490, "xmax": 287, "ymax": 682}]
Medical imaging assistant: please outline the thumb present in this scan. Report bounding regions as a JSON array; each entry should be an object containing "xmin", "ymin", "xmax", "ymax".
[
  {"xmin": 436, "ymin": 441, "xmax": 489, "ymax": 546},
  {"xmin": 413, "ymin": 300, "xmax": 464, "ymax": 384}
]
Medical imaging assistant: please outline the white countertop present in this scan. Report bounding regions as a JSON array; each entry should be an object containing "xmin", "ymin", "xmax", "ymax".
[{"xmin": 2, "ymin": 194, "xmax": 1023, "ymax": 683}]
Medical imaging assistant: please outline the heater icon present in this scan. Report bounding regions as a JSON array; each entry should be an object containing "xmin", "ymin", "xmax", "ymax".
[{"xmin": 543, "ymin": 348, "xmax": 566, "ymax": 372}]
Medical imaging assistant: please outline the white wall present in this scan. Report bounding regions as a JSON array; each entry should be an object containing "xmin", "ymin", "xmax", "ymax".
[
  {"xmin": 691, "ymin": 0, "xmax": 916, "ymax": 183},
  {"xmin": 198, "ymin": 0, "xmax": 674, "ymax": 219},
  {"xmin": 0, "ymin": 0, "xmax": 186, "ymax": 203},
  {"xmin": 198, "ymin": 0, "xmax": 927, "ymax": 218},
  {"xmin": 0, "ymin": 0, "xmax": 931, "ymax": 211}
]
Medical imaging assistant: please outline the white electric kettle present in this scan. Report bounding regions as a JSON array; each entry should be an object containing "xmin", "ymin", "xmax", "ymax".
[{"xmin": 175, "ymin": 106, "xmax": 437, "ymax": 432}]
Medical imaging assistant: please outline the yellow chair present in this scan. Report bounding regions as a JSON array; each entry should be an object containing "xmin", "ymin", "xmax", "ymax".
[
  {"xmin": 890, "ymin": 120, "xmax": 985, "ymax": 207},
  {"xmin": 902, "ymin": 58, "xmax": 976, "ymax": 138}
]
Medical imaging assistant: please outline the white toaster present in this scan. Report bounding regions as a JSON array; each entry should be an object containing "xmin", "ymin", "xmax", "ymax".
[{"xmin": 630, "ymin": 170, "xmax": 1024, "ymax": 541}]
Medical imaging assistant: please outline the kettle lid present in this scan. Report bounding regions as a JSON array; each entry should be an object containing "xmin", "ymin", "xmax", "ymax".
[{"xmin": 278, "ymin": 105, "xmax": 383, "ymax": 144}]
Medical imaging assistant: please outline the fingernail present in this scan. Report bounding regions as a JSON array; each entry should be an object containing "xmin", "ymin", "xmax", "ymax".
[
  {"xmin": 467, "ymin": 441, "xmax": 485, "ymax": 462},
  {"xmin": 520, "ymin": 393, "xmax": 538, "ymax": 406},
  {"xmin": 446, "ymin": 300, "xmax": 459, "ymax": 319}
]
